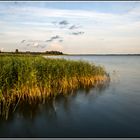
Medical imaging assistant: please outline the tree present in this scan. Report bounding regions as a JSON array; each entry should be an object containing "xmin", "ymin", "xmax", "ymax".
[
  {"xmin": 15, "ymin": 49, "xmax": 19, "ymax": 53},
  {"xmin": 45, "ymin": 51, "xmax": 63, "ymax": 55}
]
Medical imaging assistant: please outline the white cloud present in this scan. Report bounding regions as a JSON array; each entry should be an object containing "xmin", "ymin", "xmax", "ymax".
[
  {"xmin": 1, "ymin": 2, "xmax": 140, "ymax": 53},
  {"xmin": 0, "ymin": 48, "xmax": 4, "ymax": 51},
  {"xmin": 47, "ymin": 43, "xmax": 63, "ymax": 52}
]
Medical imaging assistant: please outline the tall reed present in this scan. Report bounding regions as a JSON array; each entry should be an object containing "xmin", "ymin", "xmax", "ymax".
[{"xmin": 0, "ymin": 55, "xmax": 109, "ymax": 119}]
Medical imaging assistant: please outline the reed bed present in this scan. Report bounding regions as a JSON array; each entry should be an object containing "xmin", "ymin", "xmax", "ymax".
[{"xmin": 0, "ymin": 55, "xmax": 109, "ymax": 119}]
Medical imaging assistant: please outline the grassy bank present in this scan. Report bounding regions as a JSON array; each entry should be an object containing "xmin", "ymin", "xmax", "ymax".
[{"xmin": 0, "ymin": 55, "xmax": 109, "ymax": 119}]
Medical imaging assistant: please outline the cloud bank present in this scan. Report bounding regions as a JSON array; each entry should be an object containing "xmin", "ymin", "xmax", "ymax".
[{"xmin": 0, "ymin": 2, "xmax": 140, "ymax": 53}]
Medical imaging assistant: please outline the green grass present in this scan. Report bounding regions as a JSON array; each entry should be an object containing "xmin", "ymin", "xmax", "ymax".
[{"xmin": 0, "ymin": 55, "xmax": 109, "ymax": 119}]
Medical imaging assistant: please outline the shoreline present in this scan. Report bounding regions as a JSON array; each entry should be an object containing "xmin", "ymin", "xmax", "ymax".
[{"xmin": 1, "ymin": 52, "xmax": 140, "ymax": 56}]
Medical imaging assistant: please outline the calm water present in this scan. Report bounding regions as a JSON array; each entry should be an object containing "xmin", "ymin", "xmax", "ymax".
[{"xmin": 0, "ymin": 55, "xmax": 140, "ymax": 137}]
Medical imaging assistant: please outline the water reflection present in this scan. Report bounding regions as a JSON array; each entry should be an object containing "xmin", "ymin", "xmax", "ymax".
[
  {"xmin": 0, "ymin": 81, "xmax": 110, "ymax": 122},
  {"xmin": 1, "ymin": 56, "xmax": 140, "ymax": 137}
]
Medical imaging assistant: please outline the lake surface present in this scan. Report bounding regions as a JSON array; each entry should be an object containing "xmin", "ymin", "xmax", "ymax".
[{"xmin": 0, "ymin": 55, "xmax": 140, "ymax": 137}]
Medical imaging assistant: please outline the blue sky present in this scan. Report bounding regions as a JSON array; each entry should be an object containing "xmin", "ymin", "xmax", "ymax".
[{"xmin": 0, "ymin": 1, "xmax": 140, "ymax": 54}]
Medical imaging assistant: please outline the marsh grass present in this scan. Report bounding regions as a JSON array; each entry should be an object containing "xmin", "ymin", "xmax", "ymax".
[{"xmin": 0, "ymin": 55, "xmax": 109, "ymax": 119}]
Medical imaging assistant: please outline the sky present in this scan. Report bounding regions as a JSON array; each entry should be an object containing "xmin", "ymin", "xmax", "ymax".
[{"xmin": 0, "ymin": 1, "xmax": 140, "ymax": 54}]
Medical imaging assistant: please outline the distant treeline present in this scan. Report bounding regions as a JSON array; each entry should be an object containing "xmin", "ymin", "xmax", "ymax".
[{"xmin": 0, "ymin": 50, "xmax": 63, "ymax": 55}]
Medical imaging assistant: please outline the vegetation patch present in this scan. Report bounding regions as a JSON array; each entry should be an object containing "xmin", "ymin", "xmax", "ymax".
[{"xmin": 0, "ymin": 55, "xmax": 109, "ymax": 119}]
